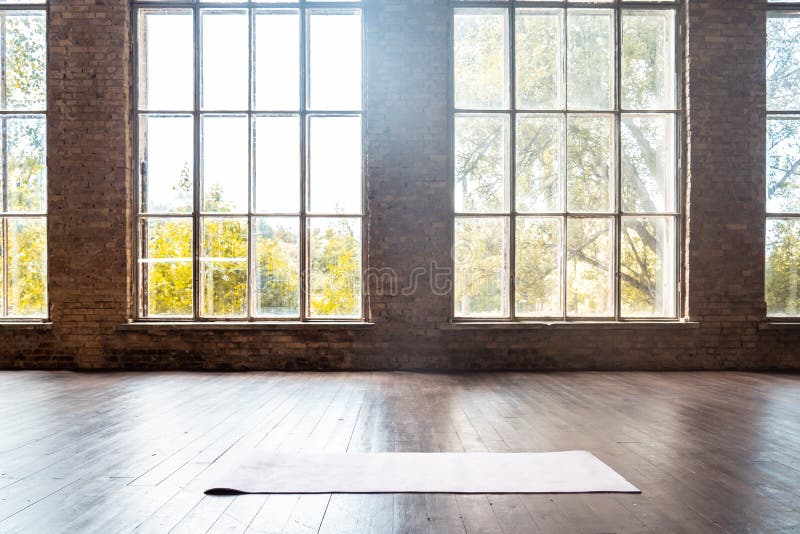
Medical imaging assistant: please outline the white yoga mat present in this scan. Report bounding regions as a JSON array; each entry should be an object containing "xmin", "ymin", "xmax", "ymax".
[{"xmin": 204, "ymin": 451, "xmax": 639, "ymax": 495}]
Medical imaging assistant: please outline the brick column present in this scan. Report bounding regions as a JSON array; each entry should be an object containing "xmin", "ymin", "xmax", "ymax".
[{"xmin": 47, "ymin": 0, "xmax": 131, "ymax": 367}]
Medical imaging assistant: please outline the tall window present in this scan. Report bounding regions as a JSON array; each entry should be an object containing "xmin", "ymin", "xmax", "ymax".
[
  {"xmin": 0, "ymin": 4, "xmax": 47, "ymax": 320},
  {"xmin": 135, "ymin": 0, "xmax": 363, "ymax": 321},
  {"xmin": 767, "ymin": 6, "xmax": 800, "ymax": 318},
  {"xmin": 452, "ymin": 1, "xmax": 679, "ymax": 321}
]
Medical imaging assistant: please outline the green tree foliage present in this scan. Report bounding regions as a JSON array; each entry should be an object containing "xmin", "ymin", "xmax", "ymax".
[
  {"xmin": 309, "ymin": 220, "xmax": 360, "ymax": 317},
  {"xmin": 766, "ymin": 220, "xmax": 800, "ymax": 316},
  {"xmin": 1, "ymin": 12, "xmax": 47, "ymax": 318},
  {"xmin": 143, "ymin": 217, "xmax": 192, "ymax": 316},
  {"xmin": 201, "ymin": 215, "xmax": 248, "ymax": 317},
  {"xmin": 454, "ymin": 10, "xmax": 507, "ymax": 110},
  {"xmin": 515, "ymin": 217, "xmax": 560, "ymax": 316},
  {"xmin": 567, "ymin": 11, "xmax": 613, "ymax": 110},
  {"xmin": 455, "ymin": 217, "xmax": 507, "ymax": 316},
  {"xmin": 143, "ymin": 165, "xmax": 360, "ymax": 318},
  {"xmin": 767, "ymin": 15, "xmax": 800, "ymax": 316}
]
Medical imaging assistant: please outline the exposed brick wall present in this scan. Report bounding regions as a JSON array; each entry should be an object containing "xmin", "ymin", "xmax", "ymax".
[{"xmin": 1, "ymin": 0, "xmax": 798, "ymax": 371}]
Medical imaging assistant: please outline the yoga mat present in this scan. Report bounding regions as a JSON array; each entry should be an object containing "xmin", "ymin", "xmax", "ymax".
[{"xmin": 204, "ymin": 451, "xmax": 639, "ymax": 495}]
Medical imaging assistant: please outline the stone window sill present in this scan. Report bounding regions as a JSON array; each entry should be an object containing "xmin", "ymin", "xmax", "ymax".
[
  {"xmin": 759, "ymin": 321, "xmax": 800, "ymax": 331},
  {"xmin": 117, "ymin": 321, "xmax": 374, "ymax": 331},
  {"xmin": 0, "ymin": 321, "xmax": 53, "ymax": 330},
  {"xmin": 440, "ymin": 320, "xmax": 700, "ymax": 330}
]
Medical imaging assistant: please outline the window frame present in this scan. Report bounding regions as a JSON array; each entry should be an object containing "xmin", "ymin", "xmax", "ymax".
[
  {"xmin": 448, "ymin": 0, "xmax": 685, "ymax": 323},
  {"xmin": 131, "ymin": 0, "xmax": 367, "ymax": 323},
  {"xmin": 766, "ymin": 5, "xmax": 800, "ymax": 321},
  {"xmin": 0, "ymin": 1, "xmax": 49, "ymax": 322}
]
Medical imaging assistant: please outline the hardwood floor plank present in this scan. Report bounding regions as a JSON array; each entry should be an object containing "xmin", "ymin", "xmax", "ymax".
[
  {"xmin": 239, "ymin": 494, "xmax": 297, "ymax": 533},
  {"xmin": 206, "ymin": 495, "xmax": 268, "ymax": 533}
]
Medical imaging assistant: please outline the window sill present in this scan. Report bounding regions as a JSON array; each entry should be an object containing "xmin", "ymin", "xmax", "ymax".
[
  {"xmin": 117, "ymin": 321, "xmax": 374, "ymax": 331},
  {"xmin": 0, "ymin": 321, "xmax": 53, "ymax": 330},
  {"xmin": 440, "ymin": 320, "xmax": 699, "ymax": 330},
  {"xmin": 759, "ymin": 321, "xmax": 800, "ymax": 331}
]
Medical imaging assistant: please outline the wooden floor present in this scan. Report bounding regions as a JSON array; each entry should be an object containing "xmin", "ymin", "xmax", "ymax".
[{"xmin": 1, "ymin": 372, "xmax": 799, "ymax": 533}]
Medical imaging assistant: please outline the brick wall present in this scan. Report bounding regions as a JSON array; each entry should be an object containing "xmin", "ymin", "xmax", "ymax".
[{"xmin": 1, "ymin": 0, "xmax": 799, "ymax": 371}]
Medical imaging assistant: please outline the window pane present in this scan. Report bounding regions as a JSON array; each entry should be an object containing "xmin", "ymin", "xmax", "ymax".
[
  {"xmin": 139, "ymin": 115, "xmax": 193, "ymax": 214},
  {"xmin": 768, "ymin": 13, "xmax": 800, "ymax": 112},
  {"xmin": 622, "ymin": 10, "xmax": 676, "ymax": 111},
  {"xmin": 6, "ymin": 217, "xmax": 46, "ymax": 317},
  {"xmin": 621, "ymin": 216, "xmax": 675, "ymax": 317},
  {"xmin": 202, "ymin": 115, "xmax": 249, "ymax": 213},
  {"xmin": 566, "ymin": 217, "xmax": 612, "ymax": 317},
  {"xmin": 516, "ymin": 217, "xmax": 561, "ymax": 317},
  {"xmin": 3, "ymin": 11, "xmax": 46, "ymax": 111},
  {"xmin": 567, "ymin": 9, "xmax": 614, "ymax": 110},
  {"xmin": 308, "ymin": 217, "xmax": 361, "ymax": 318},
  {"xmin": 254, "ymin": 217, "xmax": 299, "ymax": 317},
  {"xmin": 454, "ymin": 216, "xmax": 508, "ymax": 317},
  {"xmin": 454, "ymin": 114, "xmax": 509, "ymax": 213},
  {"xmin": 138, "ymin": 9, "xmax": 193, "ymax": 111},
  {"xmin": 254, "ymin": 115, "xmax": 300, "ymax": 213},
  {"xmin": 516, "ymin": 115, "xmax": 562, "ymax": 213},
  {"xmin": 308, "ymin": 11, "xmax": 361, "ymax": 111},
  {"xmin": 567, "ymin": 114, "xmax": 614, "ymax": 213},
  {"xmin": 140, "ymin": 217, "xmax": 193, "ymax": 318},
  {"xmin": 767, "ymin": 218, "xmax": 800, "ymax": 316},
  {"xmin": 308, "ymin": 116, "xmax": 362, "ymax": 214},
  {"xmin": 767, "ymin": 117, "xmax": 800, "ymax": 214},
  {"xmin": 454, "ymin": 8, "xmax": 509, "ymax": 110},
  {"xmin": 5, "ymin": 116, "xmax": 46, "ymax": 213},
  {"xmin": 202, "ymin": 10, "xmax": 249, "ymax": 111},
  {"xmin": 254, "ymin": 10, "xmax": 300, "ymax": 111},
  {"xmin": 200, "ymin": 217, "xmax": 248, "ymax": 318},
  {"xmin": 516, "ymin": 9, "xmax": 562, "ymax": 110},
  {"xmin": 622, "ymin": 114, "xmax": 675, "ymax": 213}
]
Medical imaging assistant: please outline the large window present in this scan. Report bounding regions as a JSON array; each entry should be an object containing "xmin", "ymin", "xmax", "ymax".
[
  {"xmin": 452, "ymin": 0, "xmax": 679, "ymax": 321},
  {"xmin": 767, "ymin": 6, "xmax": 800, "ymax": 318},
  {"xmin": 0, "ymin": 4, "xmax": 47, "ymax": 320},
  {"xmin": 135, "ymin": 0, "xmax": 363, "ymax": 321}
]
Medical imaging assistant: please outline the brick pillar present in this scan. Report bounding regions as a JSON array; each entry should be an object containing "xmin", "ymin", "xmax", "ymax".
[
  {"xmin": 685, "ymin": 0, "xmax": 767, "ymax": 323},
  {"xmin": 48, "ymin": 0, "xmax": 131, "ymax": 367}
]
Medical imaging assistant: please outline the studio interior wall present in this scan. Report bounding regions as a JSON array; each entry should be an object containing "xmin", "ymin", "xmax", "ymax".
[{"xmin": 1, "ymin": 0, "xmax": 798, "ymax": 371}]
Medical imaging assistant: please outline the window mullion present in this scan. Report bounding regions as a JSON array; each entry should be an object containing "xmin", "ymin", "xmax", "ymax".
[
  {"xmin": 614, "ymin": 2, "xmax": 622, "ymax": 321},
  {"xmin": 193, "ymin": 6, "xmax": 201, "ymax": 321},
  {"xmin": 508, "ymin": 5, "xmax": 515, "ymax": 320},
  {"xmin": 247, "ymin": 8, "xmax": 254, "ymax": 321},
  {"xmin": 299, "ymin": 5, "xmax": 308, "ymax": 321},
  {"xmin": 1, "ymin": 15, "xmax": 6, "ymax": 318},
  {"xmin": 561, "ymin": 5, "xmax": 568, "ymax": 321}
]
